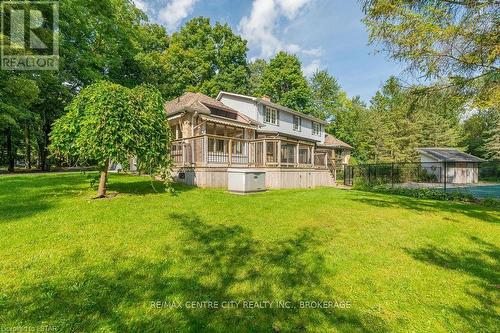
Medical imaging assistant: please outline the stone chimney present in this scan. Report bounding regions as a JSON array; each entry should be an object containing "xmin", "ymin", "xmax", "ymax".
[{"xmin": 261, "ymin": 95, "xmax": 271, "ymax": 102}]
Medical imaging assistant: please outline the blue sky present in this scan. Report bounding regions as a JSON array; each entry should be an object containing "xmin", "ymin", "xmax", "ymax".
[{"xmin": 133, "ymin": 0, "xmax": 405, "ymax": 102}]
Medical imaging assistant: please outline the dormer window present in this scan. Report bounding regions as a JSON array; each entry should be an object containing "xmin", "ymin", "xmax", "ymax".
[
  {"xmin": 293, "ymin": 115, "xmax": 301, "ymax": 131},
  {"xmin": 264, "ymin": 107, "xmax": 278, "ymax": 125},
  {"xmin": 312, "ymin": 121, "xmax": 321, "ymax": 136}
]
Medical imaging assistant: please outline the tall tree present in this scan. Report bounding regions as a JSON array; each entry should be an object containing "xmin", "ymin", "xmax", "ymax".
[
  {"xmin": 59, "ymin": 0, "xmax": 147, "ymax": 88},
  {"xmin": 362, "ymin": 0, "xmax": 499, "ymax": 107},
  {"xmin": 484, "ymin": 111, "xmax": 500, "ymax": 160},
  {"xmin": 248, "ymin": 59, "xmax": 268, "ymax": 95},
  {"xmin": 309, "ymin": 70, "xmax": 342, "ymax": 120},
  {"xmin": 328, "ymin": 95, "xmax": 372, "ymax": 162},
  {"xmin": 258, "ymin": 52, "xmax": 312, "ymax": 112},
  {"xmin": 50, "ymin": 81, "xmax": 171, "ymax": 197},
  {"xmin": 366, "ymin": 77, "xmax": 464, "ymax": 162},
  {"xmin": 32, "ymin": 73, "xmax": 72, "ymax": 171},
  {"xmin": 159, "ymin": 17, "xmax": 250, "ymax": 99},
  {"xmin": 0, "ymin": 72, "xmax": 39, "ymax": 172}
]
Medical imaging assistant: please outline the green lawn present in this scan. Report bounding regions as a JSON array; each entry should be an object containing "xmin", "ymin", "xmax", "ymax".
[{"xmin": 0, "ymin": 173, "xmax": 498, "ymax": 332}]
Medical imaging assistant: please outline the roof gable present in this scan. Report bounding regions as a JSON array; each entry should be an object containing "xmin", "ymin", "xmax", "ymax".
[{"xmin": 165, "ymin": 92, "xmax": 258, "ymax": 126}]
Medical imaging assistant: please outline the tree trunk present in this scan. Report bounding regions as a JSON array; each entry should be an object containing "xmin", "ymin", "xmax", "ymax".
[
  {"xmin": 24, "ymin": 124, "xmax": 31, "ymax": 169},
  {"xmin": 6, "ymin": 129, "xmax": 14, "ymax": 173},
  {"xmin": 97, "ymin": 159, "xmax": 110, "ymax": 198},
  {"xmin": 42, "ymin": 120, "xmax": 51, "ymax": 171}
]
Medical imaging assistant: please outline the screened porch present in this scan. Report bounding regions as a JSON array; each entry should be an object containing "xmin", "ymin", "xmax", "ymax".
[{"xmin": 171, "ymin": 135, "xmax": 329, "ymax": 169}]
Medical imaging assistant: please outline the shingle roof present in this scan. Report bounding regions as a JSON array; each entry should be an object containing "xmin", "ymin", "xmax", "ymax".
[
  {"xmin": 165, "ymin": 92, "xmax": 236, "ymax": 115},
  {"xmin": 319, "ymin": 134, "xmax": 353, "ymax": 149},
  {"xmin": 416, "ymin": 148, "xmax": 485, "ymax": 162},
  {"xmin": 164, "ymin": 92, "xmax": 257, "ymax": 126}
]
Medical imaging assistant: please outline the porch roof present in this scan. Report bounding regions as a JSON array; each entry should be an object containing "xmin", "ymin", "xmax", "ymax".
[
  {"xmin": 257, "ymin": 130, "xmax": 320, "ymax": 144},
  {"xmin": 317, "ymin": 134, "xmax": 353, "ymax": 149},
  {"xmin": 199, "ymin": 114, "xmax": 257, "ymax": 129}
]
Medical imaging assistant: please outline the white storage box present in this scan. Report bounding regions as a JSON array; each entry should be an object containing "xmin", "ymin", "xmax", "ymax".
[{"xmin": 227, "ymin": 169, "xmax": 266, "ymax": 194}]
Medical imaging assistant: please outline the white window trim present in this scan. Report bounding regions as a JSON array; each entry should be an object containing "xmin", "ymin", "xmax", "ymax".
[
  {"xmin": 264, "ymin": 106, "xmax": 279, "ymax": 125},
  {"xmin": 312, "ymin": 121, "xmax": 321, "ymax": 136},
  {"xmin": 293, "ymin": 115, "xmax": 302, "ymax": 132}
]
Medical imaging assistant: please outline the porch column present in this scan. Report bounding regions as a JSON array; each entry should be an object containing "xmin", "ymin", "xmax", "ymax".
[
  {"xmin": 263, "ymin": 140, "xmax": 267, "ymax": 167},
  {"xmin": 182, "ymin": 143, "xmax": 186, "ymax": 166},
  {"xmin": 311, "ymin": 145, "xmax": 315, "ymax": 167},
  {"xmin": 278, "ymin": 140, "xmax": 282, "ymax": 167},
  {"xmin": 203, "ymin": 135, "xmax": 208, "ymax": 167},
  {"xmin": 191, "ymin": 139, "xmax": 195, "ymax": 166},
  {"xmin": 228, "ymin": 139, "xmax": 232, "ymax": 166},
  {"xmin": 296, "ymin": 143, "xmax": 300, "ymax": 167}
]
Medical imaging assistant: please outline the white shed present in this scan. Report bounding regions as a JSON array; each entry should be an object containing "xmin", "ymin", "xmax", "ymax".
[{"xmin": 416, "ymin": 148, "xmax": 485, "ymax": 184}]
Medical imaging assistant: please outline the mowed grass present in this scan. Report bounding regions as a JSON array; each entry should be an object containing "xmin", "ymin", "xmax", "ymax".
[{"xmin": 0, "ymin": 173, "xmax": 498, "ymax": 332}]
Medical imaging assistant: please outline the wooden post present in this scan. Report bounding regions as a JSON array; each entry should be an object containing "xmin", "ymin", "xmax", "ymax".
[
  {"xmin": 296, "ymin": 143, "xmax": 300, "ymax": 167},
  {"xmin": 311, "ymin": 146, "xmax": 315, "ymax": 167},
  {"xmin": 263, "ymin": 139, "xmax": 267, "ymax": 167},
  {"xmin": 277, "ymin": 140, "xmax": 282, "ymax": 167},
  {"xmin": 182, "ymin": 143, "xmax": 186, "ymax": 166},
  {"xmin": 190, "ymin": 139, "xmax": 195, "ymax": 166},
  {"xmin": 228, "ymin": 139, "xmax": 232, "ymax": 166},
  {"xmin": 203, "ymin": 135, "xmax": 208, "ymax": 166}
]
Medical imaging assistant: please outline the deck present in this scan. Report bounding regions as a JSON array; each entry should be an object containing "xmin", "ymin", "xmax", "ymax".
[{"xmin": 171, "ymin": 135, "xmax": 330, "ymax": 169}]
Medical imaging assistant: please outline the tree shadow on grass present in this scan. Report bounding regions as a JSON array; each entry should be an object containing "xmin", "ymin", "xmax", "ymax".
[
  {"xmin": 0, "ymin": 174, "xmax": 88, "ymax": 223},
  {"xmin": 1, "ymin": 213, "xmax": 388, "ymax": 332},
  {"xmin": 107, "ymin": 178, "xmax": 195, "ymax": 196},
  {"xmin": 351, "ymin": 192, "xmax": 500, "ymax": 224},
  {"xmin": 405, "ymin": 236, "xmax": 499, "ymax": 331},
  {"xmin": 0, "ymin": 174, "xmax": 194, "ymax": 222}
]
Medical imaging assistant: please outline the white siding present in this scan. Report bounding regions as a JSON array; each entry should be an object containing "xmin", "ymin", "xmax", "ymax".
[
  {"xmin": 219, "ymin": 95, "xmax": 258, "ymax": 120},
  {"xmin": 220, "ymin": 94, "xmax": 325, "ymax": 143}
]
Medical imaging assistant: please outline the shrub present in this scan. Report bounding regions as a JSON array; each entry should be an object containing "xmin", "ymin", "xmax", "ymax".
[{"xmin": 354, "ymin": 183, "xmax": 475, "ymax": 202}]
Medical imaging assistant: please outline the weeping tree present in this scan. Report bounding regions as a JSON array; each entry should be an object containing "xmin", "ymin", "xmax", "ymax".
[{"xmin": 50, "ymin": 81, "xmax": 172, "ymax": 198}]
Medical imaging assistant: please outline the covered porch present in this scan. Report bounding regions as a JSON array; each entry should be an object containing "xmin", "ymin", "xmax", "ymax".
[{"xmin": 171, "ymin": 135, "xmax": 330, "ymax": 169}]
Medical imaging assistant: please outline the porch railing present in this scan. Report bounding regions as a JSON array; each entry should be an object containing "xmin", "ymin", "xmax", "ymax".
[{"xmin": 171, "ymin": 134, "xmax": 328, "ymax": 169}]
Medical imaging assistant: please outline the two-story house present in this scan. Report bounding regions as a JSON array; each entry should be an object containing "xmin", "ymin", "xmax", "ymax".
[{"xmin": 166, "ymin": 91, "xmax": 351, "ymax": 189}]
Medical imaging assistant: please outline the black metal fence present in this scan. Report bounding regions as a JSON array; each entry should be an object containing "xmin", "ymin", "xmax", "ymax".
[{"xmin": 344, "ymin": 161, "xmax": 500, "ymax": 199}]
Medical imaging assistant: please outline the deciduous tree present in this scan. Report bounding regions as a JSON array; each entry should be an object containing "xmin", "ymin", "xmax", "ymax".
[
  {"xmin": 258, "ymin": 52, "xmax": 312, "ymax": 112},
  {"xmin": 50, "ymin": 81, "xmax": 171, "ymax": 197}
]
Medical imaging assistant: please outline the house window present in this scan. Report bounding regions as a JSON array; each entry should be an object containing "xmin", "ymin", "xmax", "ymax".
[
  {"xmin": 264, "ymin": 107, "xmax": 278, "ymax": 125},
  {"xmin": 293, "ymin": 115, "xmax": 301, "ymax": 131},
  {"xmin": 312, "ymin": 122, "xmax": 321, "ymax": 136}
]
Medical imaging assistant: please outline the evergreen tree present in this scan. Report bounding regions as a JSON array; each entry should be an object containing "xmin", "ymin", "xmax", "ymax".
[{"xmin": 484, "ymin": 113, "xmax": 500, "ymax": 160}]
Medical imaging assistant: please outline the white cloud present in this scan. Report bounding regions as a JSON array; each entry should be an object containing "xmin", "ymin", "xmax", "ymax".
[
  {"xmin": 302, "ymin": 47, "xmax": 322, "ymax": 57},
  {"xmin": 303, "ymin": 59, "xmax": 321, "ymax": 77},
  {"xmin": 285, "ymin": 43, "xmax": 301, "ymax": 53},
  {"xmin": 133, "ymin": 0, "xmax": 148, "ymax": 12},
  {"xmin": 159, "ymin": 0, "xmax": 198, "ymax": 32},
  {"xmin": 239, "ymin": 0, "xmax": 316, "ymax": 59},
  {"xmin": 276, "ymin": 0, "xmax": 312, "ymax": 19}
]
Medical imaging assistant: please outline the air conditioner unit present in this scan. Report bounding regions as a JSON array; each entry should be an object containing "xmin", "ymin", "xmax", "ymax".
[{"xmin": 227, "ymin": 169, "xmax": 266, "ymax": 194}]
